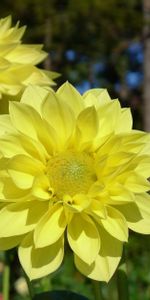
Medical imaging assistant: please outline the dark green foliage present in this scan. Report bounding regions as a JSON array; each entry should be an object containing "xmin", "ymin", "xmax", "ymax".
[{"xmin": 33, "ymin": 290, "xmax": 89, "ymax": 300}]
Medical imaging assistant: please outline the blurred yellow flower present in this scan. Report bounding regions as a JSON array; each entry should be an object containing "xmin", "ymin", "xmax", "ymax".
[
  {"xmin": 0, "ymin": 16, "xmax": 58, "ymax": 98},
  {"xmin": 0, "ymin": 83, "xmax": 150, "ymax": 281}
]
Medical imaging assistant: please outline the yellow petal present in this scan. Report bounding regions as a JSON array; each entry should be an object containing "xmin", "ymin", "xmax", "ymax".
[
  {"xmin": 83, "ymin": 93, "xmax": 102, "ymax": 109},
  {"xmin": 8, "ymin": 154, "xmax": 45, "ymax": 174},
  {"xmin": 134, "ymin": 156, "xmax": 150, "ymax": 177},
  {"xmin": 21, "ymin": 85, "xmax": 49, "ymax": 114},
  {"xmin": 0, "ymin": 57, "xmax": 11, "ymax": 70},
  {"xmin": 7, "ymin": 154, "xmax": 45, "ymax": 189},
  {"xmin": 99, "ymin": 206, "xmax": 128, "ymax": 242},
  {"xmin": 18, "ymin": 233, "xmax": 64, "ymax": 280},
  {"xmin": 9, "ymin": 101, "xmax": 44, "ymax": 140},
  {"xmin": 93, "ymin": 101, "xmax": 121, "ymax": 150},
  {"xmin": 107, "ymin": 183, "xmax": 134, "ymax": 205},
  {"xmin": 0, "ymin": 235, "xmax": 24, "ymax": 250},
  {"xmin": 89, "ymin": 199, "xmax": 107, "ymax": 219},
  {"xmin": 0, "ymin": 133, "xmax": 48, "ymax": 163},
  {"xmin": 99, "ymin": 101, "xmax": 121, "ymax": 133},
  {"xmin": 0, "ymin": 201, "xmax": 48, "ymax": 237},
  {"xmin": 17, "ymin": 133, "xmax": 48, "ymax": 162},
  {"xmin": 6, "ymin": 45, "xmax": 47, "ymax": 65},
  {"xmin": 0, "ymin": 115, "xmax": 14, "ymax": 135},
  {"xmin": 75, "ymin": 225, "xmax": 122, "ymax": 282},
  {"xmin": 34, "ymin": 204, "xmax": 66, "ymax": 248},
  {"xmin": 32, "ymin": 174, "xmax": 53, "ymax": 200},
  {"xmin": 57, "ymin": 81, "xmax": 83, "ymax": 117},
  {"xmin": 8, "ymin": 171, "xmax": 32, "ymax": 189},
  {"xmin": 75, "ymin": 106, "xmax": 99, "ymax": 151},
  {"xmin": 4, "ymin": 24, "xmax": 26, "ymax": 42},
  {"xmin": 63, "ymin": 193, "xmax": 92, "ymax": 213},
  {"xmin": 83, "ymin": 89, "xmax": 111, "ymax": 107},
  {"xmin": 140, "ymin": 140, "xmax": 150, "ymax": 155},
  {"xmin": 96, "ymin": 132, "xmax": 147, "ymax": 158},
  {"xmin": 21, "ymin": 66, "xmax": 54, "ymax": 86},
  {"xmin": 42, "ymin": 90, "xmax": 75, "ymax": 148},
  {"xmin": 0, "ymin": 176, "xmax": 29, "ymax": 201},
  {"xmin": 117, "ymin": 193, "xmax": 150, "ymax": 234},
  {"xmin": 105, "ymin": 152, "xmax": 134, "ymax": 168},
  {"xmin": 67, "ymin": 213, "xmax": 100, "ymax": 264},
  {"xmin": 0, "ymin": 15, "xmax": 57, "ymax": 99},
  {"xmin": 0, "ymin": 135, "xmax": 27, "ymax": 158},
  {"xmin": 9, "ymin": 102, "xmax": 54, "ymax": 154},
  {"xmin": 0, "ymin": 16, "xmax": 11, "ymax": 34},
  {"xmin": 122, "ymin": 172, "xmax": 150, "ymax": 193},
  {"xmin": 116, "ymin": 108, "xmax": 133, "ymax": 133},
  {"xmin": 72, "ymin": 194, "xmax": 92, "ymax": 211}
]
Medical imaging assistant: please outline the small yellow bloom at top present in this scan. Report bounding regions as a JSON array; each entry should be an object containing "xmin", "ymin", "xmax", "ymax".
[
  {"xmin": 0, "ymin": 16, "xmax": 58, "ymax": 100},
  {"xmin": 0, "ymin": 83, "xmax": 150, "ymax": 282}
]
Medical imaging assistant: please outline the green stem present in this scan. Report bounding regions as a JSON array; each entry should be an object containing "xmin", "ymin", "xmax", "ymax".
[
  {"xmin": 92, "ymin": 280, "xmax": 104, "ymax": 300},
  {"xmin": 24, "ymin": 272, "xmax": 35, "ymax": 300},
  {"xmin": 117, "ymin": 262, "xmax": 129, "ymax": 300},
  {"xmin": 40, "ymin": 275, "xmax": 52, "ymax": 292},
  {"xmin": 2, "ymin": 263, "xmax": 10, "ymax": 300}
]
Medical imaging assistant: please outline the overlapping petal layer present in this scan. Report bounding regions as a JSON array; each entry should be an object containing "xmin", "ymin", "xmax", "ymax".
[
  {"xmin": 0, "ymin": 16, "xmax": 58, "ymax": 100},
  {"xmin": 0, "ymin": 82, "xmax": 149, "ymax": 282}
]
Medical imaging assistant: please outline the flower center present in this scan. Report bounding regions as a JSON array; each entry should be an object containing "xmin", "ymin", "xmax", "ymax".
[{"xmin": 47, "ymin": 151, "xmax": 96, "ymax": 197}]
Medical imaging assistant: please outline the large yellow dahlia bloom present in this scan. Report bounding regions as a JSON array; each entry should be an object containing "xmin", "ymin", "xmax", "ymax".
[
  {"xmin": 0, "ymin": 83, "xmax": 150, "ymax": 281},
  {"xmin": 0, "ymin": 16, "xmax": 57, "ymax": 98}
]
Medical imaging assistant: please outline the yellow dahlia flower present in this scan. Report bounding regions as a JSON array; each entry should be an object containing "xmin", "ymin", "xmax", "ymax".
[
  {"xmin": 0, "ymin": 83, "xmax": 150, "ymax": 282},
  {"xmin": 0, "ymin": 16, "xmax": 57, "ymax": 98}
]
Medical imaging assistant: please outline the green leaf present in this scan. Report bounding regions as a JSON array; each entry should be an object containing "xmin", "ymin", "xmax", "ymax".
[{"xmin": 33, "ymin": 290, "xmax": 89, "ymax": 300}]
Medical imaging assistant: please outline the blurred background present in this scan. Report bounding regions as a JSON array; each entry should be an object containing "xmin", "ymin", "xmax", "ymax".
[{"xmin": 0, "ymin": 0, "xmax": 150, "ymax": 299}]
